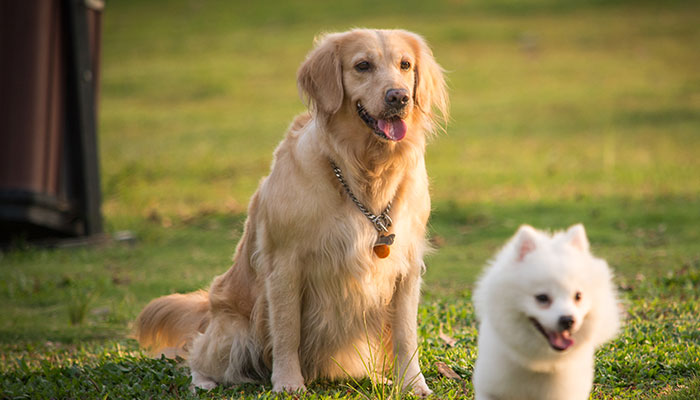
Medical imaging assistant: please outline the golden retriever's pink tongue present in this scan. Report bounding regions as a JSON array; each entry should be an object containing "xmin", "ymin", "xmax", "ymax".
[{"xmin": 377, "ymin": 119, "xmax": 407, "ymax": 141}]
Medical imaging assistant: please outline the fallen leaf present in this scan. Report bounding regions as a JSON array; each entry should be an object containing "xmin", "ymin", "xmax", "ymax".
[
  {"xmin": 435, "ymin": 362, "xmax": 460, "ymax": 380},
  {"xmin": 439, "ymin": 328, "xmax": 457, "ymax": 347},
  {"xmin": 435, "ymin": 361, "xmax": 468, "ymax": 396}
]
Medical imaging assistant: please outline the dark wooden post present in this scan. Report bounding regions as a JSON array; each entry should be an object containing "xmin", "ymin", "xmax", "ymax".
[{"xmin": 0, "ymin": 0, "xmax": 104, "ymax": 244}]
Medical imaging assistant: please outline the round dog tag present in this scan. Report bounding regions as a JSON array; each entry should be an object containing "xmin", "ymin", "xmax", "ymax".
[{"xmin": 374, "ymin": 244, "xmax": 390, "ymax": 258}]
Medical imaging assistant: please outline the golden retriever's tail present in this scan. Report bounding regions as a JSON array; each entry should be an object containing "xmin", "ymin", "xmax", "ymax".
[{"xmin": 134, "ymin": 290, "xmax": 210, "ymax": 358}]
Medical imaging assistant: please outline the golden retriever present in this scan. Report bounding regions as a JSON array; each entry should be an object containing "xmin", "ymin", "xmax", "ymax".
[{"xmin": 134, "ymin": 28, "xmax": 448, "ymax": 396}]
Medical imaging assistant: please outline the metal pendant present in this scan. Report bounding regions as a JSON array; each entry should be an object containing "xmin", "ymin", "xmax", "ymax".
[{"xmin": 373, "ymin": 233, "xmax": 395, "ymax": 258}]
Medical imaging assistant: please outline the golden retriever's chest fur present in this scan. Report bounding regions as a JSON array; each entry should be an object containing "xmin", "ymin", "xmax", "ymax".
[
  {"xmin": 303, "ymin": 228, "xmax": 401, "ymax": 309},
  {"xmin": 294, "ymin": 221, "xmax": 417, "ymax": 379}
]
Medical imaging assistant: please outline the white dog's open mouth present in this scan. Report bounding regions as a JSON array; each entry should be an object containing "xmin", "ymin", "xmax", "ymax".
[
  {"xmin": 529, "ymin": 317, "xmax": 574, "ymax": 351},
  {"xmin": 356, "ymin": 102, "xmax": 407, "ymax": 141}
]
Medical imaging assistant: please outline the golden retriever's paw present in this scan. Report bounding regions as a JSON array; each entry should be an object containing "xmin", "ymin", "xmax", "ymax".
[
  {"xmin": 190, "ymin": 370, "xmax": 218, "ymax": 391},
  {"xmin": 405, "ymin": 375, "xmax": 433, "ymax": 398},
  {"xmin": 271, "ymin": 371, "xmax": 306, "ymax": 393},
  {"xmin": 413, "ymin": 384, "xmax": 433, "ymax": 398},
  {"xmin": 272, "ymin": 381, "xmax": 307, "ymax": 393}
]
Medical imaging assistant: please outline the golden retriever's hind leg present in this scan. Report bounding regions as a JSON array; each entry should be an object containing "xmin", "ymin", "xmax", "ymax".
[
  {"xmin": 188, "ymin": 313, "xmax": 267, "ymax": 389},
  {"xmin": 191, "ymin": 370, "xmax": 217, "ymax": 391}
]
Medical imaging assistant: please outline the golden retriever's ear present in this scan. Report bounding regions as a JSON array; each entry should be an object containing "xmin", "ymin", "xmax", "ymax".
[
  {"xmin": 297, "ymin": 34, "xmax": 344, "ymax": 115},
  {"xmin": 402, "ymin": 31, "xmax": 449, "ymax": 132}
]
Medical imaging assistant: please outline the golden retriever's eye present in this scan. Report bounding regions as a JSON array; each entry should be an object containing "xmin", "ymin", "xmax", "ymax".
[
  {"xmin": 355, "ymin": 61, "xmax": 371, "ymax": 72},
  {"xmin": 575, "ymin": 291, "xmax": 582, "ymax": 302},
  {"xmin": 400, "ymin": 60, "xmax": 411, "ymax": 71}
]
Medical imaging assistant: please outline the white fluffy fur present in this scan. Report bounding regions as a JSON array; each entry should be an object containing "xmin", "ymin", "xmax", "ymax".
[
  {"xmin": 134, "ymin": 29, "xmax": 448, "ymax": 396},
  {"xmin": 472, "ymin": 224, "xmax": 621, "ymax": 400}
]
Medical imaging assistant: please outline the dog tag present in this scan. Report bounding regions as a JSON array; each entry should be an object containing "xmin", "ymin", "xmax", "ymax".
[{"xmin": 373, "ymin": 234, "xmax": 395, "ymax": 258}]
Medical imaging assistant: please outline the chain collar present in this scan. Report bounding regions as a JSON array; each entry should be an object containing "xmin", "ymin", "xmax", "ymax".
[{"xmin": 330, "ymin": 160, "xmax": 393, "ymax": 233}]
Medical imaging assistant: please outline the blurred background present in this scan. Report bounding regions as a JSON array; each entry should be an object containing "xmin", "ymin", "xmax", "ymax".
[
  {"xmin": 100, "ymin": 0, "xmax": 699, "ymax": 220},
  {"xmin": 98, "ymin": 0, "xmax": 699, "ymax": 282}
]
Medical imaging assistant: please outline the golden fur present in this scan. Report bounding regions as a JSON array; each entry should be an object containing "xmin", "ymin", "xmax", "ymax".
[{"xmin": 134, "ymin": 28, "xmax": 448, "ymax": 395}]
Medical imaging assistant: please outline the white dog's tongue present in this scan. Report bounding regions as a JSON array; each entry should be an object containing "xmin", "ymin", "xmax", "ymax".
[
  {"xmin": 377, "ymin": 119, "xmax": 407, "ymax": 141},
  {"xmin": 548, "ymin": 330, "xmax": 574, "ymax": 351}
]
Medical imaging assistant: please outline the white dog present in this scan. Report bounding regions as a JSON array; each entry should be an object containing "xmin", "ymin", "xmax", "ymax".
[{"xmin": 472, "ymin": 224, "xmax": 621, "ymax": 400}]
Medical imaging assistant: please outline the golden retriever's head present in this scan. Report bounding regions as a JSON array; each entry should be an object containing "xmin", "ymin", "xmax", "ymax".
[{"xmin": 298, "ymin": 29, "xmax": 448, "ymax": 145}]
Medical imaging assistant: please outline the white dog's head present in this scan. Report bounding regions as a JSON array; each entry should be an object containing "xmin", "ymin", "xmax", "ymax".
[
  {"xmin": 474, "ymin": 224, "xmax": 620, "ymax": 365},
  {"xmin": 518, "ymin": 225, "xmax": 596, "ymax": 352}
]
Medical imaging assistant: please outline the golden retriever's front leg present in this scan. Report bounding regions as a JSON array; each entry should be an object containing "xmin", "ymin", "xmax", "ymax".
[
  {"xmin": 265, "ymin": 254, "xmax": 306, "ymax": 393},
  {"xmin": 392, "ymin": 265, "xmax": 432, "ymax": 397}
]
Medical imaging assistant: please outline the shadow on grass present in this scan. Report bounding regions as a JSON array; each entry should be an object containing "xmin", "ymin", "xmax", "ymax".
[{"xmin": 1, "ymin": 354, "xmax": 192, "ymax": 399}]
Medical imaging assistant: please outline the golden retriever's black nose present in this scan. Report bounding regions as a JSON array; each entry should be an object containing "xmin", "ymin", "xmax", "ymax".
[
  {"xmin": 559, "ymin": 315, "xmax": 574, "ymax": 331},
  {"xmin": 385, "ymin": 88, "xmax": 410, "ymax": 108}
]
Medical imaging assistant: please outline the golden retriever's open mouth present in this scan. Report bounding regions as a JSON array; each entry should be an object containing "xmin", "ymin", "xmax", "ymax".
[{"xmin": 356, "ymin": 102, "xmax": 407, "ymax": 141}]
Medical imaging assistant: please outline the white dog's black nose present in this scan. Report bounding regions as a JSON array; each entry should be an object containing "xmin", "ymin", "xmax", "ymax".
[
  {"xmin": 385, "ymin": 88, "xmax": 410, "ymax": 108},
  {"xmin": 558, "ymin": 315, "xmax": 575, "ymax": 330}
]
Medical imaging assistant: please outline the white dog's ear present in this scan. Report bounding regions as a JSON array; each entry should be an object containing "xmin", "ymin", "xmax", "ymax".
[
  {"xmin": 297, "ymin": 33, "xmax": 344, "ymax": 116},
  {"xmin": 514, "ymin": 225, "xmax": 538, "ymax": 262},
  {"xmin": 566, "ymin": 224, "xmax": 590, "ymax": 252}
]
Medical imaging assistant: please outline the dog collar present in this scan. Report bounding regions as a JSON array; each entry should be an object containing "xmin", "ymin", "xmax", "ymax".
[{"xmin": 330, "ymin": 160, "xmax": 395, "ymax": 258}]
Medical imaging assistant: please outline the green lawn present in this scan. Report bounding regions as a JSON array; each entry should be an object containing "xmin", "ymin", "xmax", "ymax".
[{"xmin": 2, "ymin": 0, "xmax": 699, "ymax": 398}]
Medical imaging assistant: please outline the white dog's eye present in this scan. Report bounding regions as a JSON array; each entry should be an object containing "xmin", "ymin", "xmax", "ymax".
[
  {"xmin": 355, "ymin": 61, "xmax": 372, "ymax": 72},
  {"xmin": 535, "ymin": 294, "xmax": 551, "ymax": 305},
  {"xmin": 400, "ymin": 60, "xmax": 411, "ymax": 70},
  {"xmin": 575, "ymin": 291, "xmax": 582, "ymax": 302}
]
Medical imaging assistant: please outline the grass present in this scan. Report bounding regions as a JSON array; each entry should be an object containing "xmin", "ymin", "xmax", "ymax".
[
  {"xmin": 2, "ymin": 0, "xmax": 699, "ymax": 398},
  {"xmin": 332, "ymin": 315, "xmax": 420, "ymax": 400}
]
